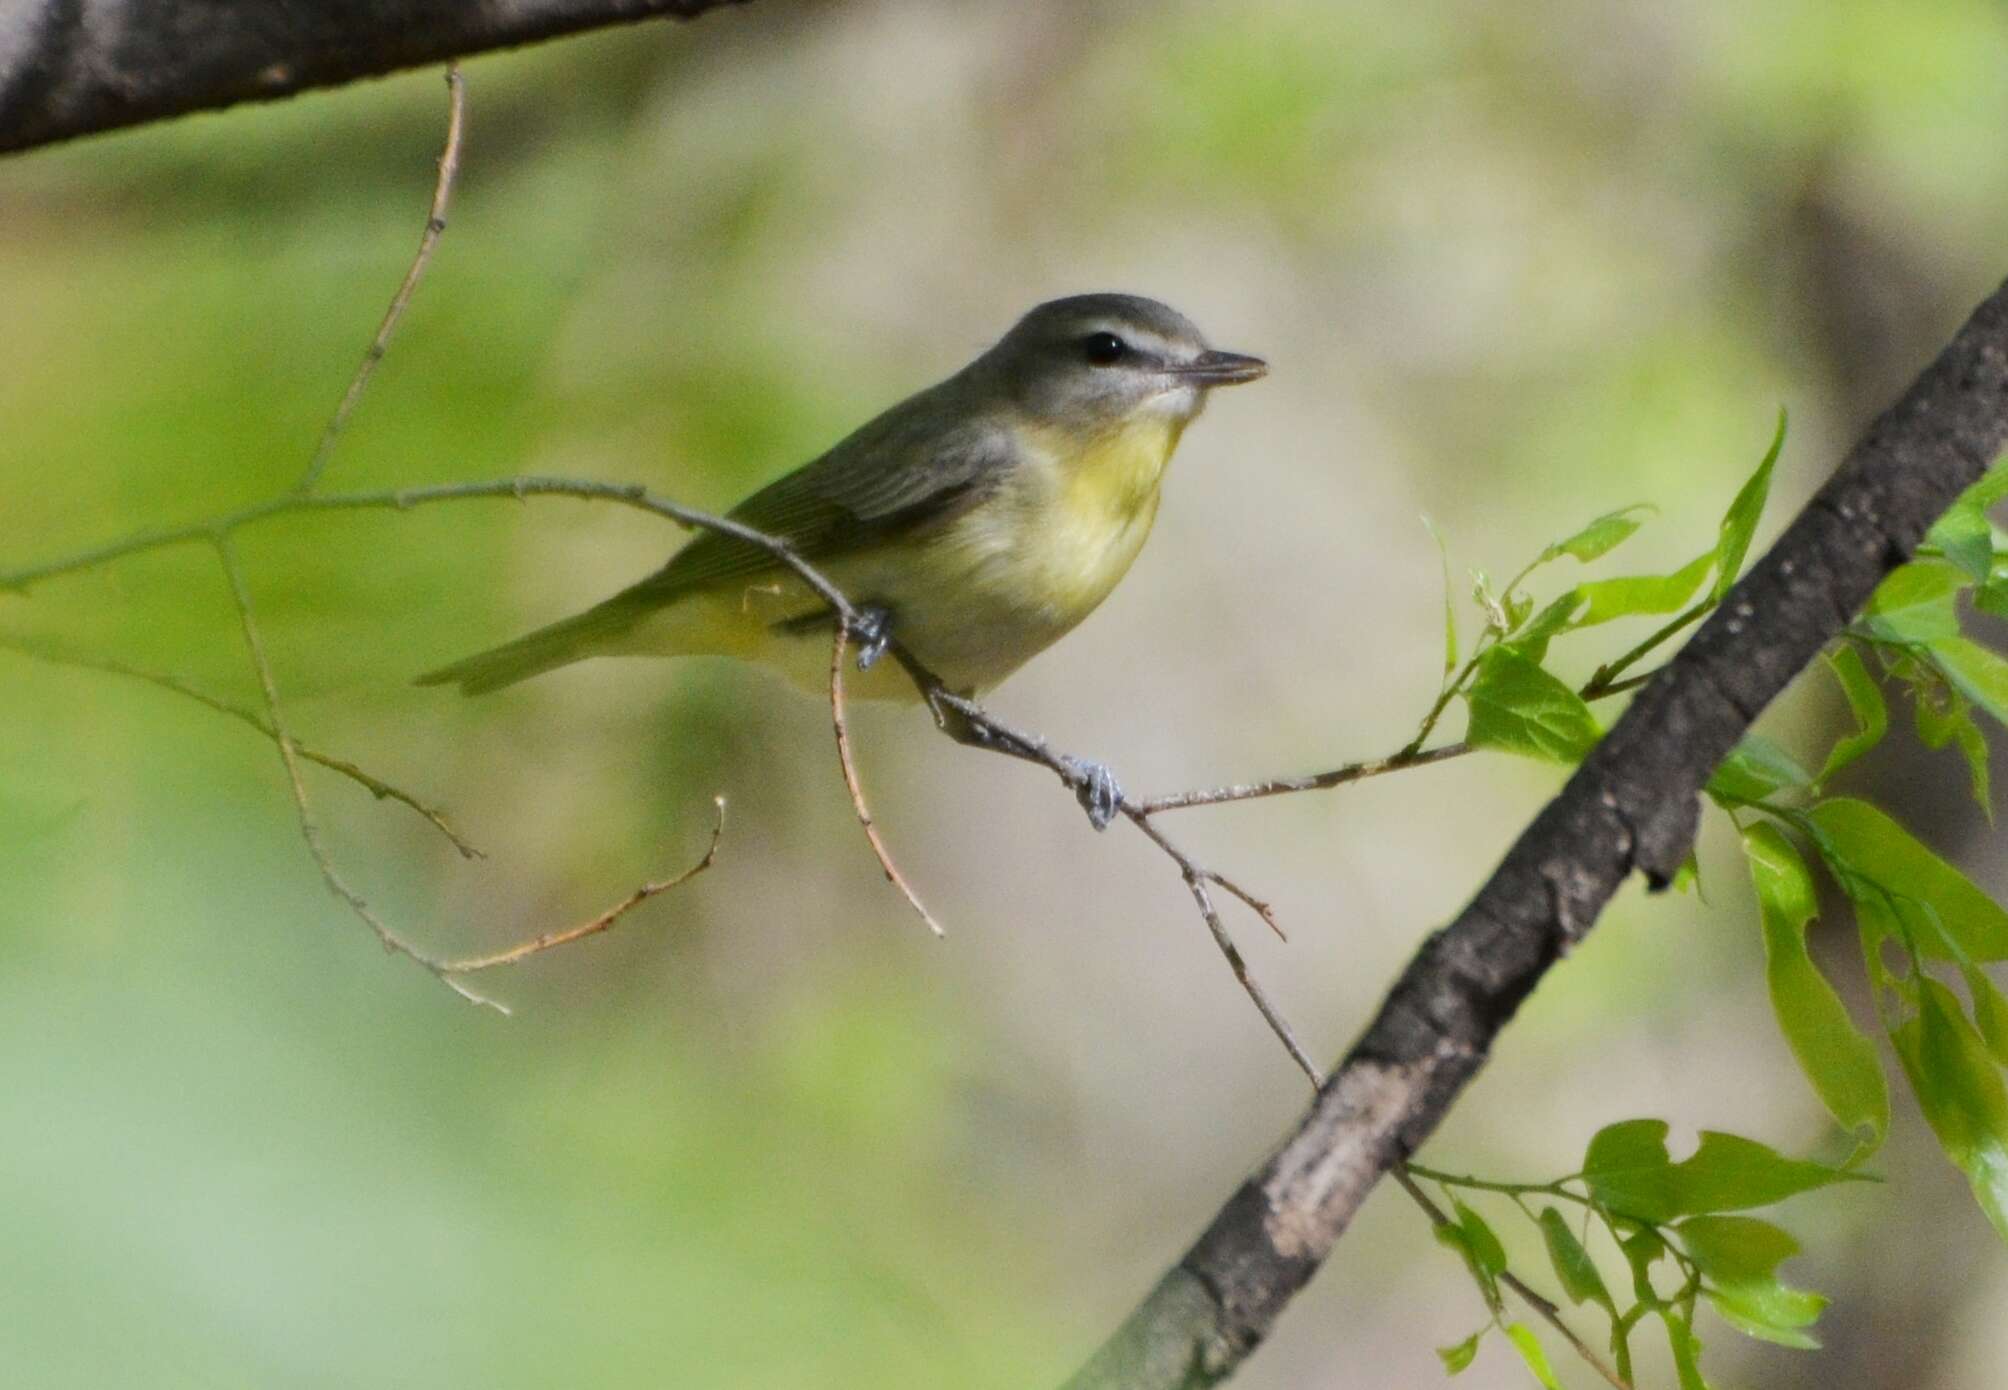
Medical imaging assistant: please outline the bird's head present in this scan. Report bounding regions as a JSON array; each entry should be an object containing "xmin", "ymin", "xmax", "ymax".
[{"xmin": 978, "ymin": 293, "xmax": 1266, "ymax": 436}]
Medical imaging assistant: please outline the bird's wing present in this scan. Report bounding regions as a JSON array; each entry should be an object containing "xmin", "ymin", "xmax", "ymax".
[{"xmin": 622, "ymin": 399, "xmax": 1015, "ymax": 603}]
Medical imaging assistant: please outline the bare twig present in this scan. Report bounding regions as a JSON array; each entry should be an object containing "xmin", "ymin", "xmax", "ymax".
[
  {"xmin": 439, "ymin": 797, "xmax": 725, "ymax": 972},
  {"xmin": 211, "ymin": 532, "xmax": 511, "ymax": 1009},
  {"xmin": 296, "ymin": 64, "xmax": 467, "ymax": 495},
  {"xmin": 1390, "ymin": 1167, "xmax": 1632, "ymax": 1390},
  {"xmin": 829, "ymin": 620, "xmax": 946, "ymax": 938},
  {"xmin": 901, "ymin": 666, "xmax": 1319, "ymax": 1083},
  {"xmin": 1137, "ymin": 743, "xmax": 1469, "ymax": 815},
  {"xmin": 0, "ymin": 634, "xmax": 481, "ymax": 858}
]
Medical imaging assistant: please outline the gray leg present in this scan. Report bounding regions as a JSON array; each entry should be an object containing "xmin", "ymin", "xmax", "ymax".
[{"xmin": 851, "ymin": 605, "xmax": 893, "ymax": 671}]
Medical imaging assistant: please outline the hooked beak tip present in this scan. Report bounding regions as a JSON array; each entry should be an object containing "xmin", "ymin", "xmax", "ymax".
[{"xmin": 1175, "ymin": 350, "xmax": 1268, "ymax": 386}]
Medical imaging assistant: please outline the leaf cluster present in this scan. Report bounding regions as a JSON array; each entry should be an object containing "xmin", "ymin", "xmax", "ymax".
[{"xmin": 1413, "ymin": 424, "xmax": 2008, "ymax": 1388}]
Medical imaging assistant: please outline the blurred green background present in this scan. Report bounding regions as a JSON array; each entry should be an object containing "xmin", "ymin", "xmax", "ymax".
[{"xmin": 4, "ymin": 1, "xmax": 2007, "ymax": 1385}]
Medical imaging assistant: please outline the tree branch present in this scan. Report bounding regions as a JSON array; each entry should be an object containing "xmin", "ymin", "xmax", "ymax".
[
  {"xmin": 1060, "ymin": 274, "xmax": 2008, "ymax": 1388},
  {"xmin": 0, "ymin": 0, "xmax": 747, "ymax": 155}
]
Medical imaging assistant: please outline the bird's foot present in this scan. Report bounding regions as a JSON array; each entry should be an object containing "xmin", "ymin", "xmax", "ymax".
[
  {"xmin": 850, "ymin": 605, "xmax": 894, "ymax": 671},
  {"xmin": 1065, "ymin": 756, "xmax": 1125, "ymax": 831}
]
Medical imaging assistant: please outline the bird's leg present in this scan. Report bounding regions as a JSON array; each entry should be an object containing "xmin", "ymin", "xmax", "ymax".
[
  {"xmin": 1063, "ymin": 756, "xmax": 1125, "ymax": 832},
  {"xmin": 849, "ymin": 604, "xmax": 894, "ymax": 671}
]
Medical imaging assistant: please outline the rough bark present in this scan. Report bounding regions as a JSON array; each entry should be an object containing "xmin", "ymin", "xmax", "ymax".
[
  {"xmin": 0, "ymin": 0, "xmax": 748, "ymax": 154},
  {"xmin": 1065, "ymin": 274, "xmax": 2008, "ymax": 1388}
]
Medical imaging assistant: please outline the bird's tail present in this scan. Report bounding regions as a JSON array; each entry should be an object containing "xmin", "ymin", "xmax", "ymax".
[{"xmin": 416, "ymin": 600, "xmax": 640, "ymax": 696}]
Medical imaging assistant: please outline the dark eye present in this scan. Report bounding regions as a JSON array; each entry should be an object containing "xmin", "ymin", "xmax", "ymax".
[{"xmin": 1081, "ymin": 331, "xmax": 1127, "ymax": 366}]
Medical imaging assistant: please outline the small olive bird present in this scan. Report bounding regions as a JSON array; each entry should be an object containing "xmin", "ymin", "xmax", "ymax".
[{"xmin": 419, "ymin": 294, "xmax": 1265, "ymax": 713}]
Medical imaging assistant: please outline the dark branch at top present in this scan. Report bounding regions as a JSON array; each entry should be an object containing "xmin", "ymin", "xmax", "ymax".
[
  {"xmin": 0, "ymin": 0, "xmax": 748, "ymax": 154},
  {"xmin": 1064, "ymin": 275, "xmax": 2008, "ymax": 1389}
]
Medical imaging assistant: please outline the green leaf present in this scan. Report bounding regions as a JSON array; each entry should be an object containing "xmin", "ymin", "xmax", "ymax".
[
  {"xmin": 1453, "ymin": 1199, "xmax": 1508, "ymax": 1278},
  {"xmin": 1962, "ymin": 964, "xmax": 2008, "ymax": 1067},
  {"xmin": 1929, "ymin": 505, "xmax": 1994, "ymax": 582},
  {"xmin": 1423, "ymin": 515, "xmax": 1459, "ymax": 676},
  {"xmin": 1537, "ymin": 1206, "xmax": 1612, "ymax": 1311},
  {"xmin": 1928, "ymin": 634, "xmax": 2008, "ymax": 731},
  {"xmin": 1435, "ymin": 1219, "xmax": 1503, "ymax": 1314},
  {"xmin": 1504, "ymin": 591, "xmax": 1584, "ymax": 664},
  {"xmin": 1815, "ymin": 645, "xmax": 1887, "ymax": 787},
  {"xmin": 1463, "ymin": 647, "xmax": 1602, "ymax": 763},
  {"xmin": 1925, "ymin": 466, "xmax": 2008, "ymax": 581},
  {"xmin": 1861, "ymin": 560, "xmax": 1969, "ymax": 644},
  {"xmin": 1713, "ymin": 407, "xmax": 1786, "ymax": 601},
  {"xmin": 1575, "ymin": 551, "xmax": 1713, "ymax": 627},
  {"xmin": 1544, "ymin": 504, "xmax": 1655, "ymax": 565},
  {"xmin": 1977, "ymin": 574, "xmax": 2008, "ymax": 621},
  {"xmin": 1892, "ymin": 977, "xmax": 2008, "ymax": 1245},
  {"xmin": 1581, "ymin": 1119, "xmax": 1861, "ymax": 1222},
  {"xmin": 1743, "ymin": 824, "xmax": 1889, "ymax": 1148},
  {"xmin": 1806, "ymin": 799, "xmax": 2008, "ymax": 962},
  {"xmin": 1706, "ymin": 734, "xmax": 1811, "ymax": 806},
  {"xmin": 1503, "ymin": 1323, "xmax": 1563, "ymax": 1390},
  {"xmin": 1437, "ymin": 1330, "xmax": 1483, "ymax": 1375},
  {"xmin": 1914, "ymin": 682, "xmax": 1992, "ymax": 820},
  {"xmin": 1677, "ymin": 1215, "xmax": 1826, "ymax": 1349}
]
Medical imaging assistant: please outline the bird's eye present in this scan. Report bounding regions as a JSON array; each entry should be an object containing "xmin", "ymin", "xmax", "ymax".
[{"xmin": 1081, "ymin": 331, "xmax": 1127, "ymax": 366}]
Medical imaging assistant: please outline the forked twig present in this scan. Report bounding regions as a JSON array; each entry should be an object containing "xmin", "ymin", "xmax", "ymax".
[
  {"xmin": 830, "ymin": 619, "xmax": 946, "ymax": 938},
  {"xmin": 440, "ymin": 797, "xmax": 725, "ymax": 973},
  {"xmin": 0, "ymin": 634, "xmax": 481, "ymax": 859},
  {"xmin": 1391, "ymin": 1167, "xmax": 1632, "ymax": 1390},
  {"xmin": 295, "ymin": 63, "xmax": 467, "ymax": 495}
]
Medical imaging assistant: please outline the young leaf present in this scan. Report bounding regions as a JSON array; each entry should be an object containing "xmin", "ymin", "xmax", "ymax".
[
  {"xmin": 1582, "ymin": 1119, "xmax": 1861, "ymax": 1222},
  {"xmin": 1434, "ymin": 1220, "xmax": 1504, "ymax": 1314},
  {"xmin": 1961, "ymin": 964, "xmax": 2008, "ymax": 1067},
  {"xmin": 1860, "ymin": 560, "xmax": 1968, "ymax": 644},
  {"xmin": 1807, "ymin": 799, "xmax": 2008, "ymax": 962},
  {"xmin": 1925, "ymin": 466, "xmax": 2008, "ymax": 581},
  {"xmin": 1676, "ymin": 1215, "xmax": 1826, "ymax": 1349},
  {"xmin": 1463, "ymin": 647, "xmax": 1602, "ymax": 763},
  {"xmin": 1743, "ymin": 824, "xmax": 1889, "ymax": 1148},
  {"xmin": 1575, "ymin": 551, "xmax": 1713, "ymax": 628},
  {"xmin": 1815, "ymin": 645, "xmax": 1887, "ymax": 787},
  {"xmin": 1543, "ymin": 504, "xmax": 1655, "ymax": 565},
  {"xmin": 1503, "ymin": 1323, "xmax": 1563, "ymax": 1390},
  {"xmin": 1504, "ymin": 591, "xmax": 1584, "ymax": 665},
  {"xmin": 1914, "ymin": 682, "xmax": 1992, "ymax": 819},
  {"xmin": 1892, "ymin": 977, "xmax": 2008, "ymax": 1245},
  {"xmin": 1423, "ymin": 515, "xmax": 1459, "ymax": 676},
  {"xmin": 1453, "ymin": 1199, "xmax": 1509, "ymax": 1278},
  {"xmin": 1437, "ymin": 1330, "xmax": 1483, "ymax": 1375},
  {"xmin": 1537, "ymin": 1206, "xmax": 1612, "ymax": 1312},
  {"xmin": 1706, "ymin": 735, "xmax": 1811, "ymax": 806},
  {"xmin": 1928, "ymin": 634, "xmax": 2008, "ymax": 730},
  {"xmin": 1713, "ymin": 407, "xmax": 1787, "ymax": 601}
]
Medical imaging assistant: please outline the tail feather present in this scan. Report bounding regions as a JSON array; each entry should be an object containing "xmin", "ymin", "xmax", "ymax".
[{"xmin": 416, "ymin": 601, "xmax": 638, "ymax": 696}]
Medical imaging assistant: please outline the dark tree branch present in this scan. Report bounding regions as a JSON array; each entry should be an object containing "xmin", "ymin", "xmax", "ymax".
[
  {"xmin": 1062, "ymin": 275, "xmax": 2008, "ymax": 1388},
  {"xmin": 0, "ymin": 0, "xmax": 747, "ymax": 154}
]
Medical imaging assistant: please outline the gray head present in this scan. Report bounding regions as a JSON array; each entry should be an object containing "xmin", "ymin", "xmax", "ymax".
[{"xmin": 974, "ymin": 293, "xmax": 1266, "ymax": 433}]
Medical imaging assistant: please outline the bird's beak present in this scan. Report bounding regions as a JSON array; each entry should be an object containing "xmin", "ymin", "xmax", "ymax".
[{"xmin": 1169, "ymin": 350, "xmax": 1268, "ymax": 386}]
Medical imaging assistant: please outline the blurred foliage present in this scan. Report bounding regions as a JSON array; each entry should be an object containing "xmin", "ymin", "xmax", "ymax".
[{"xmin": 5, "ymin": 2, "xmax": 2008, "ymax": 1387}]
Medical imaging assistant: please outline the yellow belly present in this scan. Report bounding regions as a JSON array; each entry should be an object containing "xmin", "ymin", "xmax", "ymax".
[{"xmin": 625, "ymin": 416, "xmax": 1179, "ymax": 698}]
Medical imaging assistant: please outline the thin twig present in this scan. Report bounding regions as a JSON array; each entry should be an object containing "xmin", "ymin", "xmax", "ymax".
[
  {"xmin": 0, "ymin": 634, "xmax": 481, "ymax": 858},
  {"xmin": 903, "ymin": 666, "xmax": 1318, "ymax": 1081},
  {"xmin": 295, "ymin": 64, "xmax": 467, "ymax": 495},
  {"xmin": 830, "ymin": 620, "xmax": 946, "ymax": 938},
  {"xmin": 439, "ymin": 797, "xmax": 725, "ymax": 972},
  {"xmin": 212, "ymin": 531, "xmax": 510, "ymax": 1010},
  {"xmin": 1391, "ymin": 1167, "xmax": 1632, "ymax": 1390},
  {"xmin": 1137, "ymin": 742, "xmax": 1469, "ymax": 815}
]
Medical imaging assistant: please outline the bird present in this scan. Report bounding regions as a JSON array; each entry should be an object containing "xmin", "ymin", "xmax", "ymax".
[{"xmin": 419, "ymin": 293, "xmax": 1265, "ymax": 718}]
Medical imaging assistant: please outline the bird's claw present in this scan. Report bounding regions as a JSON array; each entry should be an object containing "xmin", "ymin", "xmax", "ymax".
[
  {"xmin": 1067, "ymin": 757, "xmax": 1124, "ymax": 831},
  {"xmin": 851, "ymin": 605, "xmax": 893, "ymax": 671}
]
